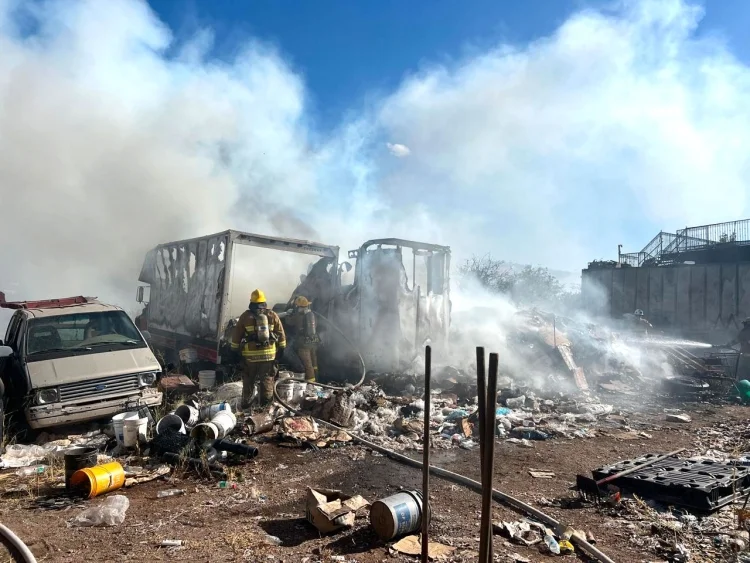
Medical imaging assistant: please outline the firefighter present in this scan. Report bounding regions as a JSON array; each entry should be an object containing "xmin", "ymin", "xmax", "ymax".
[
  {"xmin": 727, "ymin": 318, "xmax": 750, "ymax": 381},
  {"xmin": 633, "ymin": 309, "xmax": 653, "ymax": 335},
  {"xmin": 230, "ymin": 289, "xmax": 286, "ymax": 409},
  {"xmin": 286, "ymin": 295, "xmax": 320, "ymax": 382}
]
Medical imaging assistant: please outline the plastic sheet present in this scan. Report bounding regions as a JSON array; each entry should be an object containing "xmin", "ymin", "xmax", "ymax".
[{"xmin": 70, "ymin": 495, "xmax": 130, "ymax": 527}]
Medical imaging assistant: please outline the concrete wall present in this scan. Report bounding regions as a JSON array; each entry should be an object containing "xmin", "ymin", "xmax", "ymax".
[{"xmin": 582, "ymin": 263, "xmax": 750, "ymax": 340}]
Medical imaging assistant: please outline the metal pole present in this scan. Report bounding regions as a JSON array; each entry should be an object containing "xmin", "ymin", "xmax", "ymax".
[
  {"xmin": 480, "ymin": 352, "xmax": 499, "ymax": 562},
  {"xmin": 421, "ymin": 345, "xmax": 431, "ymax": 563},
  {"xmin": 476, "ymin": 347, "xmax": 488, "ymax": 563}
]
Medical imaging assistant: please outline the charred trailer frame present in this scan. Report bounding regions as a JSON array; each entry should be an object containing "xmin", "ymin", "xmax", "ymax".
[
  {"xmin": 346, "ymin": 239, "xmax": 451, "ymax": 373},
  {"xmin": 136, "ymin": 230, "xmax": 340, "ymax": 367}
]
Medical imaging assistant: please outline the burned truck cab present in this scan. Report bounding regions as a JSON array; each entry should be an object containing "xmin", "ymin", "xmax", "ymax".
[{"xmin": 346, "ymin": 239, "xmax": 451, "ymax": 372}]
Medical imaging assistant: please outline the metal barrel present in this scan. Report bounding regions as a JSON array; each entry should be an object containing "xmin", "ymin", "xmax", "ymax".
[
  {"xmin": 64, "ymin": 447, "xmax": 97, "ymax": 490},
  {"xmin": 370, "ymin": 490, "xmax": 430, "ymax": 541}
]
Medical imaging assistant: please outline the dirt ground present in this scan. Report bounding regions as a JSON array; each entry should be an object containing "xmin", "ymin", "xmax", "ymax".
[{"xmin": 0, "ymin": 402, "xmax": 747, "ymax": 563}]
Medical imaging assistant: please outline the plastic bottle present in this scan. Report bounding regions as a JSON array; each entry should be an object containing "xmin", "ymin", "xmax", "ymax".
[
  {"xmin": 157, "ymin": 489, "xmax": 186, "ymax": 498},
  {"xmin": 218, "ymin": 481, "xmax": 237, "ymax": 489},
  {"xmin": 544, "ymin": 533, "xmax": 561, "ymax": 555},
  {"xmin": 16, "ymin": 465, "xmax": 47, "ymax": 476}
]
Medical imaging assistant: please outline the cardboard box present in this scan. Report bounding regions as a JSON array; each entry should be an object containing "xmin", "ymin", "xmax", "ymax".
[{"xmin": 305, "ymin": 488, "xmax": 369, "ymax": 534}]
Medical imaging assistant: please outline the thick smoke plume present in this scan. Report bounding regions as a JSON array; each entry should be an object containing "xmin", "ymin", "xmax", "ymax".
[{"xmin": 2, "ymin": 0, "xmax": 750, "ymax": 337}]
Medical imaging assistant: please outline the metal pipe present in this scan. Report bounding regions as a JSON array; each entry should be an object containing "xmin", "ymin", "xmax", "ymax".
[
  {"xmin": 475, "ymin": 347, "xmax": 488, "ymax": 563},
  {"xmin": 480, "ymin": 352, "xmax": 498, "ymax": 562},
  {"xmin": 421, "ymin": 345, "xmax": 431, "ymax": 563}
]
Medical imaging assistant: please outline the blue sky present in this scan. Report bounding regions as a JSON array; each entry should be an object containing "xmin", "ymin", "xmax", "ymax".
[
  {"xmin": 3, "ymin": 0, "xmax": 750, "ymax": 304},
  {"xmin": 146, "ymin": 0, "xmax": 750, "ymax": 132}
]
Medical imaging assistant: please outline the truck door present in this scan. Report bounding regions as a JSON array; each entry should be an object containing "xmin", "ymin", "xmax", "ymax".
[{"xmin": 1, "ymin": 313, "xmax": 29, "ymax": 405}]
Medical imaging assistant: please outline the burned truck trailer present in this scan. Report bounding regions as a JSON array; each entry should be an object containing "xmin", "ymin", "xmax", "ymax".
[
  {"xmin": 135, "ymin": 230, "xmax": 340, "ymax": 367},
  {"xmin": 136, "ymin": 231, "xmax": 452, "ymax": 376}
]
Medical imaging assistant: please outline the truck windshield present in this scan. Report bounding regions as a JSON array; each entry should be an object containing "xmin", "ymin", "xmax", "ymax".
[{"xmin": 26, "ymin": 311, "xmax": 146, "ymax": 357}]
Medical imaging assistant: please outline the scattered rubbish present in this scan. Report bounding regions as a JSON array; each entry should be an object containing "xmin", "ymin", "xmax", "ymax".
[
  {"xmin": 666, "ymin": 413, "xmax": 692, "ymax": 423},
  {"xmin": 64, "ymin": 446, "xmax": 97, "ymax": 490},
  {"xmin": 391, "ymin": 535, "xmax": 455, "ymax": 559},
  {"xmin": 70, "ymin": 495, "xmax": 130, "ymax": 527},
  {"xmin": 528, "ymin": 470, "xmax": 555, "ymax": 479},
  {"xmin": 370, "ymin": 490, "xmax": 427, "ymax": 540},
  {"xmin": 558, "ymin": 539, "xmax": 575, "ymax": 554},
  {"xmin": 70, "ymin": 461, "xmax": 126, "ymax": 499},
  {"xmin": 156, "ymin": 413, "xmax": 186, "ymax": 436},
  {"xmin": 124, "ymin": 464, "xmax": 171, "ymax": 487},
  {"xmin": 543, "ymin": 530, "xmax": 560, "ymax": 554},
  {"xmin": 157, "ymin": 489, "xmax": 186, "ymax": 498},
  {"xmin": 16, "ymin": 465, "xmax": 47, "ymax": 477},
  {"xmin": 158, "ymin": 540, "xmax": 184, "ymax": 547},
  {"xmin": 263, "ymin": 534, "xmax": 283, "ymax": 546},
  {"xmin": 218, "ymin": 481, "xmax": 238, "ymax": 489},
  {"xmin": 306, "ymin": 488, "xmax": 369, "ymax": 534}
]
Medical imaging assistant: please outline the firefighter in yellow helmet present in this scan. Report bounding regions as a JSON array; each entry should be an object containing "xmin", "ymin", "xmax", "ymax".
[
  {"xmin": 286, "ymin": 295, "xmax": 320, "ymax": 382},
  {"xmin": 230, "ymin": 289, "xmax": 286, "ymax": 409}
]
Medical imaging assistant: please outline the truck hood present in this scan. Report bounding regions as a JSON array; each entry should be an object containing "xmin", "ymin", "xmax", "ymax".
[{"xmin": 27, "ymin": 348, "xmax": 161, "ymax": 389}]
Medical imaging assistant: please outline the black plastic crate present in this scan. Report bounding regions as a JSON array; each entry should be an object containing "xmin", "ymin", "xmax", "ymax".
[{"xmin": 592, "ymin": 454, "xmax": 750, "ymax": 512}]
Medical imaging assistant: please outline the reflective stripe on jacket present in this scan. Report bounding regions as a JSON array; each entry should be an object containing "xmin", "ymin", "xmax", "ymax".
[{"xmin": 230, "ymin": 309, "xmax": 286, "ymax": 362}]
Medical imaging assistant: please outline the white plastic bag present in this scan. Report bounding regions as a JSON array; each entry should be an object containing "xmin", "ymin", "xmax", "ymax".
[{"xmin": 71, "ymin": 495, "xmax": 130, "ymax": 527}]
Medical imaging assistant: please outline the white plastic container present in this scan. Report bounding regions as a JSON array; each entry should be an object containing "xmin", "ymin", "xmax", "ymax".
[
  {"xmin": 211, "ymin": 410, "xmax": 237, "ymax": 439},
  {"xmin": 179, "ymin": 348, "xmax": 198, "ymax": 364},
  {"xmin": 277, "ymin": 381, "xmax": 295, "ymax": 404},
  {"xmin": 198, "ymin": 370, "xmax": 217, "ymax": 390},
  {"xmin": 191, "ymin": 422, "xmax": 220, "ymax": 442},
  {"xmin": 112, "ymin": 412, "xmax": 139, "ymax": 446},
  {"xmin": 292, "ymin": 381, "xmax": 307, "ymax": 404},
  {"xmin": 156, "ymin": 413, "xmax": 186, "ymax": 435},
  {"xmin": 174, "ymin": 404, "xmax": 200, "ymax": 428},
  {"xmin": 122, "ymin": 416, "xmax": 148, "ymax": 447},
  {"xmin": 199, "ymin": 402, "xmax": 231, "ymax": 421}
]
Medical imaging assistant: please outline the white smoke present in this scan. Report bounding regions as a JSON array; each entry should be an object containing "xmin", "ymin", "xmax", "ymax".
[{"xmin": 1, "ymin": 0, "xmax": 750, "ymax": 335}]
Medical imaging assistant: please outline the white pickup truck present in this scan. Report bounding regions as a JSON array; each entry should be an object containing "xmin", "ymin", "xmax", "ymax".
[{"xmin": 0, "ymin": 294, "xmax": 163, "ymax": 443}]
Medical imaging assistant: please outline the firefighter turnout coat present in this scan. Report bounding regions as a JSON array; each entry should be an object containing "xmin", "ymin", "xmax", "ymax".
[{"xmin": 230, "ymin": 309, "xmax": 287, "ymax": 362}]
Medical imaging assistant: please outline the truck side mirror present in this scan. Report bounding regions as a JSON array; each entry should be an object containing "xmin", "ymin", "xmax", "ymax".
[
  {"xmin": 340, "ymin": 261, "xmax": 352, "ymax": 273},
  {"xmin": 0, "ymin": 346, "xmax": 13, "ymax": 359},
  {"xmin": 136, "ymin": 286, "xmax": 145, "ymax": 303}
]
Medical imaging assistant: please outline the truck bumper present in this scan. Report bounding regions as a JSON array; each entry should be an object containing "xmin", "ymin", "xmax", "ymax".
[{"xmin": 25, "ymin": 389, "xmax": 163, "ymax": 429}]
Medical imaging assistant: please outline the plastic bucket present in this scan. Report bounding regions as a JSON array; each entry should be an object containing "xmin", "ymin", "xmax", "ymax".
[
  {"xmin": 277, "ymin": 381, "xmax": 295, "ymax": 404},
  {"xmin": 199, "ymin": 402, "xmax": 231, "ymax": 421},
  {"xmin": 156, "ymin": 413, "xmax": 186, "ymax": 435},
  {"xmin": 174, "ymin": 404, "xmax": 200, "ymax": 428},
  {"xmin": 123, "ymin": 417, "xmax": 148, "ymax": 447},
  {"xmin": 191, "ymin": 422, "xmax": 220, "ymax": 443},
  {"xmin": 198, "ymin": 370, "xmax": 216, "ymax": 390},
  {"xmin": 70, "ymin": 461, "xmax": 126, "ymax": 498},
  {"xmin": 211, "ymin": 410, "xmax": 237, "ymax": 439},
  {"xmin": 64, "ymin": 446, "xmax": 97, "ymax": 490},
  {"xmin": 292, "ymin": 381, "xmax": 306, "ymax": 404},
  {"xmin": 179, "ymin": 348, "xmax": 198, "ymax": 364},
  {"xmin": 112, "ymin": 412, "xmax": 139, "ymax": 446},
  {"xmin": 370, "ymin": 490, "xmax": 429, "ymax": 540}
]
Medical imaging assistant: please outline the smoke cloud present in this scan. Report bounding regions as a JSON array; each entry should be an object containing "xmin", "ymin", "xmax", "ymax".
[{"xmin": 1, "ymin": 0, "xmax": 749, "ymax": 329}]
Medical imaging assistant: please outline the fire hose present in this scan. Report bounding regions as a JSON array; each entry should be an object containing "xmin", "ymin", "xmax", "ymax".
[
  {"xmin": 0, "ymin": 525, "xmax": 37, "ymax": 563},
  {"xmin": 271, "ymin": 313, "xmax": 616, "ymax": 563}
]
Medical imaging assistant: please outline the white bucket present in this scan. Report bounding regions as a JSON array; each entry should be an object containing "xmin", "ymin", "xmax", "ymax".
[
  {"xmin": 277, "ymin": 381, "xmax": 295, "ymax": 404},
  {"xmin": 174, "ymin": 404, "xmax": 200, "ymax": 428},
  {"xmin": 112, "ymin": 412, "xmax": 139, "ymax": 446},
  {"xmin": 191, "ymin": 422, "xmax": 220, "ymax": 442},
  {"xmin": 179, "ymin": 348, "xmax": 198, "ymax": 364},
  {"xmin": 211, "ymin": 410, "xmax": 237, "ymax": 439},
  {"xmin": 156, "ymin": 413, "xmax": 186, "ymax": 435},
  {"xmin": 292, "ymin": 381, "xmax": 307, "ymax": 404},
  {"xmin": 199, "ymin": 402, "xmax": 231, "ymax": 421},
  {"xmin": 123, "ymin": 417, "xmax": 148, "ymax": 447},
  {"xmin": 198, "ymin": 370, "xmax": 217, "ymax": 390}
]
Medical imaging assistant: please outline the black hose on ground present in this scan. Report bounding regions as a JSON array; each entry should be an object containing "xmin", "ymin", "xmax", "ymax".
[
  {"xmin": 270, "ymin": 313, "xmax": 616, "ymax": 563},
  {"xmin": 0, "ymin": 524, "xmax": 37, "ymax": 563}
]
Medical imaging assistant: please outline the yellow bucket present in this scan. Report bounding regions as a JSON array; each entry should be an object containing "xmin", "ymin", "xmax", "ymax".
[{"xmin": 70, "ymin": 461, "xmax": 125, "ymax": 498}]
